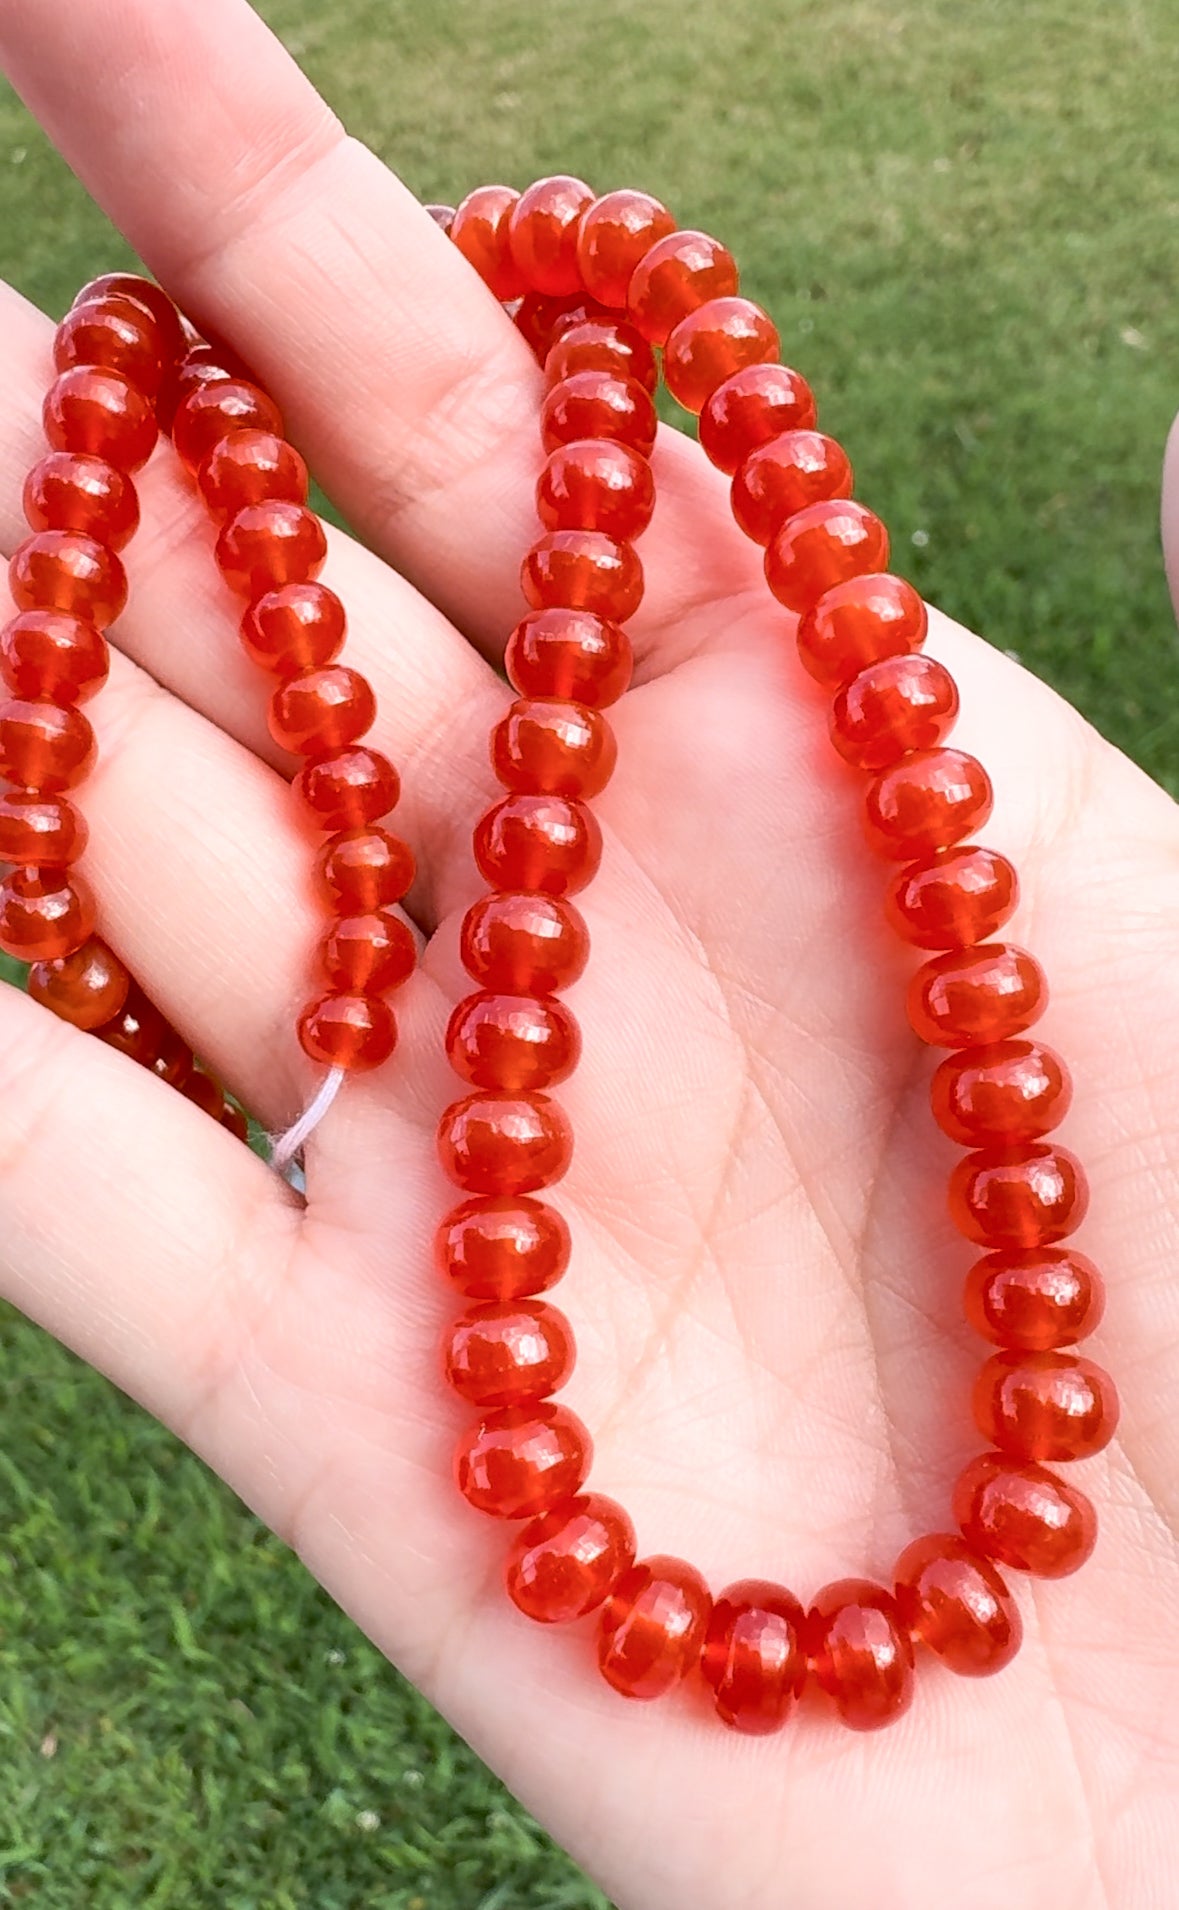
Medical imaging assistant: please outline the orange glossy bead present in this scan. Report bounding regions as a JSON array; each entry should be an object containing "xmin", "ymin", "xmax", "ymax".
[
  {"xmin": 268, "ymin": 664, "xmax": 375, "ymax": 757},
  {"xmin": 155, "ymin": 349, "xmax": 232, "ymax": 434},
  {"xmin": 909, "ymin": 943, "xmax": 1047, "ymax": 1048},
  {"xmin": 515, "ymin": 293, "xmax": 613, "ymax": 365},
  {"xmin": 953, "ymin": 1451, "xmax": 1098, "ymax": 1577},
  {"xmin": 314, "ymin": 827, "xmax": 415, "ymax": 912},
  {"xmin": 545, "ymin": 319, "xmax": 658, "ymax": 395},
  {"xmin": 23, "ymin": 452, "xmax": 139, "ymax": 553},
  {"xmin": 0, "ymin": 790, "xmax": 88, "ymax": 866},
  {"xmin": 830, "ymin": 653, "xmax": 959, "ymax": 770},
  {"xmin": 216, "ymin": 500, "xmax": 328, "ymax": 599},
  {"xmin": 699, "ymin": 362, "xmax": 818, "ymax": 476},
  {"xmin": 27, "ymin": 933, "xmax": 130, "ymax": 1032},
  {"xmin": 10, "ymin": 531, "xmax": 128, "ymax": 628},
  {"xmin": 701, "ymin": 1579, "xmax": 808, "ymax": 1735},
  {"xmin": 521, "ymin": 531, "xmax": 643, "ymax": 622},
  {"xmin": 576, "ymin": 190, "xmax": 677, "ymax": 310},
  {"xmin": 446, "ymin": 992, "xmax": 581, "ymax": 1092},
  {"xmin": 473, "ymin": 794, "xmax": 603, "ymax": 897},
  {"xmin": 931, "ymin": 1039, "xmax": 1072, "ymax": 1147},
  {"xmin": 663, "ymin": 296, "xmax": 779, "ymax": 414},
  {"xmin": 54, "ymin": 295, "xmax": 166, "ymax": 396},
  {"xmin": 973, "ymin": 1349, "xmax": 1119, "ymax": 1461},
  {"xmin": 505, "ymin": 608, "xmax": 633, "ymax": 708},
  {"xmin": 460, "ymin": 890, "xmax": 590, "ymax": 994},
  {"xmin": 240, "ymin": 582, "xmax": 347, "ymax": 679},
  {"xmin": 171, "ymin": 379, "xmax": 282, "ymax": 473},
  {"xmin": 884, "ymin": 845, "xmax": 1019, "ymax": 949},
  {"xmin": 491, "ymin": 698, "xmax": 617, "ymax": 799},
  {"xmin": 964, "ymin": 1248, "xmax": 1105, "ymax": 1350},
  {"xmin": 450, "ymin": 184, "xmax": 527, "ymax": 300},
  {"xmin": 508, "ymin": 175, "xmax": 595, "ymax": 295},
  {"xmin": 627, "ymin": 230, "xmax": 738, "ymax": 346},
  {"xmin": 0, "ymin": 698, "xmax": 96, "ymax": 793},
  {"xmin": 541, "ymin": 372, "xmax": 657, "ymax": 459},
  {"xmin": 437, "ymin": 1091, "xmax": 573, "ymax": 1194},
  {"xmin": 766, "ymin": 500, "xmax": 890, "ymax": 615},
  {"xmin": 297, "ymin": 991, "xmax": 398, "ymax": 1071},
  {"xmin": 731, "ymin": 431, "xmax": 853, "ymax": 546},
  {"xmin": 598, "ymin": 1556, "xmax": 712, "ymax": 1700},
  {"xmin": 197, "ymin": 429, "xmax": 308, "ymax": 520},
  {"xmin": 796, "ymin": 573, "xmax": 927, "ymax": 688},
  {"xmin": 1, "ymin": 611, "xmax": 108, "ymax": 707},
  {"xmin": 435, "ymin": 1194, "xmax": 572, "ymax": 1301},
  {"xmin": 0, "ymin": 866, "xmax": 96, "ymax": 962},
  {"xmin": 893, "ymin": 1534, "xmax": 1021, "ymax": 1676},
  {"xmin": 149, "ymin": 1024, "xmax": 193, "ymax": 1091},
  {"xmin": 805, "ymin": 1579, "xmax": 915, "ymax": 1731},
  {"xmin": 321, "ymin": 910, "xmax": 416, "ymax": 994},
  {"xmin": 92, "ymin": 983, "xmax": 166, "ymax": 1067},
  {"xmin": 72, "ymin": 275, "xmax": 186, "ymax": 363},
  {"xmin": 536, "ymin": 439, "xmax": 655, "ymax": 541},
  {"xmin": 443, "ymin": 1298, "xmax": 575, "ymax": 1408},
  {"xmin": 43, "ymin": 367, "xmax": 156, "ymax": 473},
  {"xmin": 506, "ymin": 1493, "xmax": 636, "ymax": 1623},
  {"xmin": 293, "ymin": 745, "xmax": 400, "ymax": 830},
  {"xmin": 950, "ymin": 1143, "xmax": 1089, "ymax": 1248},
  {"xmin": 455, "ymin": 1401, "xmax": 592, "ymax": 1518},
  {"xmin": 865, "ymin": 748, "xmax": 993, "ymax": 861}
]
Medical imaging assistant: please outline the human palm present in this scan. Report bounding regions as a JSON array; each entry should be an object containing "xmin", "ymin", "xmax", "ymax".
[{"xmin": 1, "ymin": 2, "xmax": 1178, "ymax": 1905}]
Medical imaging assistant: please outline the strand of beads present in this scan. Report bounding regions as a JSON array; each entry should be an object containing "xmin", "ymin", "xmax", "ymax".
[{"xmin": 433, "ymin": 179, "xmax": 1120, "ymax": 1736}]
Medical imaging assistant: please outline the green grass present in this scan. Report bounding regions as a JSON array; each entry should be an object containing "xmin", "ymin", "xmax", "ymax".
[{"xmin": 2, "ymin": 0, "xmax": 1179, "ymax": 1901}]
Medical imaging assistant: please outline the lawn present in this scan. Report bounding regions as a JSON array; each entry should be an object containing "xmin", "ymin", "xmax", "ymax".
[{"xmin": 2, "ymin": 0, "xmax": 1179, "ymax": 1902}]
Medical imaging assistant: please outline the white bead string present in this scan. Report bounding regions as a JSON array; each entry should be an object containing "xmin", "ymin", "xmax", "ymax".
[{"xmin": 268, "ymin": 1064, "xmax": 345, "ymax": 1176}]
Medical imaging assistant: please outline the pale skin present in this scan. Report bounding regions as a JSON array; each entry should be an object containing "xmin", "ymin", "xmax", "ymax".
[{"xmin": 1, "ymin": 3, "xmax": 1178, "ymax": 1906}]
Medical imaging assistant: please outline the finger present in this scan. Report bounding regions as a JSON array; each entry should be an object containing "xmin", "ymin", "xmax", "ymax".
[{"xmin": 0, "ymin": 0, "xmax": 762, "ymax": 673}]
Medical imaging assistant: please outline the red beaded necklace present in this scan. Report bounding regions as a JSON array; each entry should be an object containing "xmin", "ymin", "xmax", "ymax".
[{"xmin": 0, "ymin": 175, "xmax": 1119, "ymax": 1738}]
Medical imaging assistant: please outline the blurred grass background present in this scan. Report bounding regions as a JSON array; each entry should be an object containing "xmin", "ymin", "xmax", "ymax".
[{"xmin": 2, "ymin": 0, "xmax": 1179, "ymax": 1902}]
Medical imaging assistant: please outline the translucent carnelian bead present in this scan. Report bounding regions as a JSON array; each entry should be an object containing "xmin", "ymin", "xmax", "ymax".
[
  {"xmin": 268, "ymin": 665, "xmax": 375, "ymax": 757},
  {"xmin": 240, "ymin": 582, "xmax": 347, "ymax": 679},
  {"xmin": 505, "ymin": 608, "xmax": 633, "ymax": 708},
  {"xmin": 908, "ymin": 943, "xmax": 1047, "ymax": 1048},
  {"xmin": 28, "ymin": 934, "xmax": 130, "ymax": 1031},
  {"xmin": 796, "ymin": 573, "xmax": 927, "ymax": 688},
  {"xmin": 0, "ymin": 867, "xmax": 96, "ymax": 962},
  {"xmin": 24, "ymin": 453, "xmax": 140, "ymax": 552},
  {"xmin": 884, "ymin": 845, "xmax": 1019, "ymax": 949},
  {"xmin": 541, "ymin": 372, "xmax": 657, "ymax": 459},
  {"xmin": 545, "ymin": 319, "xmax": 658, "ymax": 396},
  {"xmin": 521, "ymin": 532, "xmax": 643, "ymax": 622},
  {"xmin": 765, "ymin": 500, "xmax": 890, "ymax": 616},
  {"xmin": 508, "ymin": 175, "xmax": 595, "ymax": 296},
  {"xmin": 437, "ymin": 1091, "xmax": 573, "ymax": 1194},
  {"xmin": 314, "ymin": 827, "xmax": 415, "ymax": 912},
  {"xmin": 446, "ymin": 992, "xmax": 581, "ymax": 1092},
  {"xmin": 171, "ymin": 379, "xmax": 282, "ymax": 473},
  {"xmin": 321, "ymin": 911, "xmax": 416, "ymax": 994},
  {"xmin": 10, "ymin": 531, "xmax": 128, "ymax": 628},
  {"xmin": 965, "ymin": 1247, "xmax": 1105, "ymax": 1350},
  {"xmin": 460, "ymin": 891, "xmax": 590, "ymax": 994},
  {"xmin": 663, "ymin": 297, "xmax": 780, "ymax": 414},
  {"xmin": 830, "ymin": 653, "xmax": 959, "ymax": 771},
  {"xmin": 449, "ymin": 184, "xmax": 527, "ymax": 300},
  {"xmin": 950, "ymin": 1144, "xmax": 1089, "ymax": 1248},
  {"xmin": 197, "ymin": 429, "xmax": 309, "ymax": 521},
  {"xmin": 515, "ymin": 293, "xmax": 612, "ymax": 365},
  {"xmin": 1, "ymin": 611, "xmax": 108, "ymax": 707},
  {"xmin": 537, "ymin": 440, "xmax": 655, "ymax": 542},
  {"xmin": 701, "ymin": 1579, "xmax": 808, "ymax": 1734},
  {"xmin": 492, "ymin": 699, "xmax": 617, "ymax": 799},
  {"xmin": 506, "ymin": 1493, "xmax": 636, "ymax": 1623},
  {"xmin": 0, "ymin": 699, "xmax": 96, "ymax": 792},
  {"xmin": 43, "ymin": 367, "xmax": 156, "ymax": 473},
  {"xmin": 627, "ymin": 230, "xmax": 738, "ymax": 346},
  {"xmin": 435, "ymin": 1194, "xmax": 572, "ymax": 1301},
  {"xmin": 443, "ymin": 1298, "xmax": 576, "ymax": 1408},
  {"xmin": 973, "ymin": 1349, "xmax": 1119, "ymax": 1461},
  {"xmin": 0, "ymin": 790, "xmax": 88, "ymax": 866},
  {"xmin": 699, "ymin": 363, "xmax": 818, "ymax": 476},
  {"xmin": 150, "ymin": 1024, "xmax": 193, "ymax": 1090},
  {"xmin": 72, "ymin": 274, "xmax": 186, "ymax": 365},
  {"xmin": 216, "ymin": 501, "xmax": 328, "ymax": 599},
  {"xmin": 731, "ymin": 431, "xmax": 853, "ymax": 546},
  {"xmin": 293, "ymin": 745, "xmax": 400, "ymax": 830},
  {"xmin": 54, "ymin": 294, "xmax": 167, "ymax": 396},
  {"xmin": 865, "ymin": 748, "xmax": 993, "ymax": 861},
  {"xmin": 473, "ymin": 794, "xmax": 603, "ymax": 897},
  {"xmin": 297, "ymin": 992, "xmax": 398, "ymax": 1071},
  {"xmin": 931, "ymin": 1039, "xmax": 1072, "ymax": 1146},
  {"xmin": 576, "ymin": 190, "xmax": 677, "ymax": 310},
  {"xmin": 94, "ymin": 983, "xmax": 167, "ymax": 1067},
  {"xmin": 893, "ymin": 1534, "xmax": 1021, "ymax": 1676},
  {"xmin": 805, "ymin": 1579, "xmax": 915, "ymax": 1731},
  {"xmin": 953, "ymin": 1451, "xmax": 1098, "ymax": 1576},
  {"xmin": 454, "ymin": 1401, "xmax": 592, "ymax": 1518},
  {"xmin": 598, "ymin": 1556, "xmax": 712, "ymax": 1700},
  {"xmin": 155, "ymin": 350, "xmax": 231, "ymax": 434}
]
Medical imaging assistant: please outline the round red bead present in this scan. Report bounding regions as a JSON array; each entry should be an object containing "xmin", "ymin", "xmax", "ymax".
[
  {"xmin": 455, "ymin": 1402, "xmax": 592, "ymax": 1519},
  {"xmin": 28, "ymin": 933, "xmax": 131, "ymax": 1032},
  {"xmin": 949, "ymin": 1143, "xmax": 1088, "ymax": 1247},
  {"xmin": 884, "ymin": 845, "xmax": 1019, "ymax": 949},
  {"xmin": 699, "ymin": 362, "xmax": 818, "ymax": 476},
  {"xmin": 216, "ymin": 500, "xmax": 328, "ymax": 598},
  {"xmin": 576, "ymin": 190, "xmax": 677, "ymax": 310},
  {"xmin": 450, "ymin": 184, "xmax": 527, "ymax": 300},
  {"xmin": 505, "ymin": 609, "xmax": 633, "ymax": 708},
  {"xmin": 297, "ymin": 992, "xmax": 398, "ymax": 1071},
  {"xmin": 830, "ymin": 653, "xmax": 959, "ymax": 771},
  {"xmin": 865, "ymin": 749, "xmax": 994, "ymax": 861},
  {"xmin": 508, "ymin": 175, "xmax": 595, "ymax": 296},
  {"xmin": 536, "ymin": 439, "xmax": 655, "ymax": 542},
  {"xmin": 0, "ymin": 789, "xmax": 88, "ymax": 866},
  {"xmin": 197, "ymin": 429, "xmax": 308, "ymax": 520},
  {"xmin": 931, "ymin": 1040, "xmax": 1072, "ymax": 1146},
  {"xmin": 94, "ymin": 983, "xmax": 168, "ymax": 1068},
  {"xmin": 55, "ymin": 293, "xmax": 166, "ymax": 396},
  {"xmin": 701, "ymin": 1579, "xmax": 808, "ymax": 1734},
  {"xmin": 293, "ymin": 746, "xmax": 400, "ymax": 830},
  {"xmin": 435, "ymin": 1195, "xmax": 571, "ymax": 1302},
  {"xmin": 732, "ymin": 430, "xmax": 854, "ymax": 546},
  {"xmin": 71, "ymin": 275, "xmax": 186, "ymax": 367},
  {"xmin": 515, "ymin": 293, "xmax": 613, "ymax": 365},
  {"xmin": 0, "ymin": 610, "xmax": 108, "ymax": 707},
  {"xmin": 952, "ymin": 1451, "xmax": 1098, "ymax": 1577},
  {"xmin": 446, "ymin": 992, "xmax": 581, "ymax": 1092},
  {"xmin": 627, "ymin": 230, "xmax": 739, "ymax": 346},
  {"xmin": 0, "ymin": 866, "xmax": 96, "ymax": 963},
  {"xmin": 241, "ymin": 583, "xmax": 347, "ymax": 679},
  {"xmin": 269, "ymin": 665, "xmax": 375, "ymax": 757},
  {"xmin": 964, "ymin": 1248, "xmax": 1105, "ymax": 1350},
  {"xmin": 171, "ymin": 379, "xmax": 282, "ymax": 473},
  {"xmin": 314, "ymin": 827, "xmax": 415, "ymax": 913},
  {"xmin": 443, "ymin": 1299, "xmax": 576, "ymax": 1409},
  {"xmin": 765, "ymin": 500, "xmax": 890, "ymax": 616},
  {"xmin": 908, "ymin": 943, "xmax": 1047, "ymax": 1047},
  {"xmin": 663, "ymin": 296, "xmax": 780, "ymax": 414},
  {"xmin": 805, "ymin": 1579, "xmax": 915, "ymax": 1731},
  {"xmin": 973, "ymin": 1350, "xmax": 1119, "ymax": 1461},
  {"xmin": 437, "ymin": 1092, "xmax": 573, "ymax": 1195},
  {"xmin": 522, "ymin": 531, "xmax": 643, "ymax": 623},
  {"xmin": 796, "ymin": 573, "xmax": 926, "ymax": 688},
  {"xmin": 491, "ymin": 698, "xmax": 617, "ymax": 799},
  {"xmin": 43, "ymin": 366, "xmax": 156, "ymax": 473},
  {"xmin": 321, "ymin": 911, "xmax": 416, "ymax": 995},
  {"xmin": 598, "ymin": 1555, "xmax": 712, "ymax": 1699},
  {"xmin": 893, "ymin": 1533, "xmax": 1022, "ymax": 1676},
  {"xmin": 10, "ymin": 531, "xmax": 127, "ymax": 628},
  {"xmin": 460, "ymin": 890, "xmax": 590, "ymax": 994},
  {"xmin": 473, "ymin": 794, "xmax": 603, "ymax": 897},
  {"xmin": 545, "ymin": 319, "xmax": 657, "ymax": 395},
  {"xmin": 0, "ymin": 698, "xmax": 96, "ymax": 792},
  {"xmin": 541, "ymin": 372, "xmax": 657, "ymax": 458},
  {"xmin": 23, "ymin": 452, "xmax": 140, "ymax": 553},
  {"xmin": 506, "ymin": 1493, "xmax": 636, "ymax": 1623}
]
